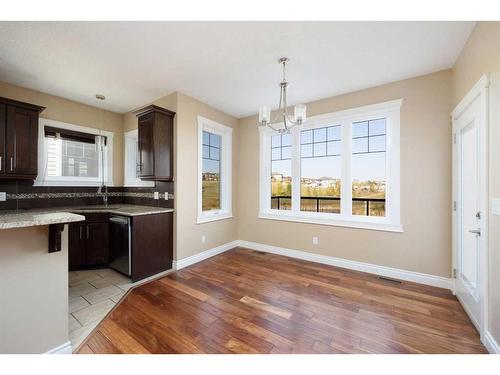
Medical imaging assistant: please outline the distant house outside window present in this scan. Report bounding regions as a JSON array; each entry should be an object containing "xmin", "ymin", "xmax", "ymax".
[
  {"xmin": 35, "ymin": 118, "xmax": 114, "ymax": 187},
  {"xmin": 197, "ymin": 116, "xmax": 233, "ymax": 223}
]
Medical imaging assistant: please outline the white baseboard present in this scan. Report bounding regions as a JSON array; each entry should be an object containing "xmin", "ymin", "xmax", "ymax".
[
  {"xmin": 174, "ymin": 240, "xmax": 240, "ymax": 270},
  {"xmin": 238, "ymin": 240, "xmax": 453, "ymax": 290},
  {"xmin": 484, "ymin": 331, "xmax": 500, "ymax": 354},
  {"xmin": 45, "ymin": 341, "xmax": 72, "ymax": 354}
]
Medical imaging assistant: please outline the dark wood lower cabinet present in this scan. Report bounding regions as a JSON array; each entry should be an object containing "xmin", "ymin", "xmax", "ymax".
[
  {"xmin": 68, "ymin": 214, "xmax": 110, "ymax": 270},
  {"xmin": 69, "ymin": 212, "xmax": 173, "ymax": 282},
  {"xmin": 131, "ymin": 212, "xmax": 173, "ymax": 282}
]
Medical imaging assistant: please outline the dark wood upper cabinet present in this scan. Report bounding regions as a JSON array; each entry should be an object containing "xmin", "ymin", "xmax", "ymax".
[
  {"xmin": 135, "ymin": 105, "xmax": 175, "ymax": 181},
  {"xmin": 0, "ymin": 96, "xmax": 45, "ymax": 180}
]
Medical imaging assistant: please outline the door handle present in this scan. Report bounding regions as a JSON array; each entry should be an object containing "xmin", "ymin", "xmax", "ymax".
[{"xmin": 469, "ymin": 228, "xmax": 481, "ymax": 236}]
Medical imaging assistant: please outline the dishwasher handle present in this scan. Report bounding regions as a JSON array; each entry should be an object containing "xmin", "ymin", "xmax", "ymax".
[{"xmin": 109, "ymin": 216, "xmax": 129, "ymax": 225}]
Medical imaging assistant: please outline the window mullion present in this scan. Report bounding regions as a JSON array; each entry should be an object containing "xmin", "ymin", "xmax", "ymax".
[
  {"xmin": 291, "ymin": 127, "xmax": 301, "ymax": 213},
  {"xmin": 341, "ymin": 121, "xmax": 352, "ymax": 216}
]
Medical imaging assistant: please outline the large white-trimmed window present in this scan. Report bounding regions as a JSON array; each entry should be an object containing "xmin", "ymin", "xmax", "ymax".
[
  {"xmin": 197, "ymin": 116, "xmax": 233, "ymax": 223},
  {"xmin": 259, "ymin": 99, "xmax": 402, "ymax": 232},
  {"xmin": 35, "ymin": 118, "xmax": 114, "ymax": 187},
  {"xmin": 123, "ymin": 129, "xmax": 155, "ymax": 187}
]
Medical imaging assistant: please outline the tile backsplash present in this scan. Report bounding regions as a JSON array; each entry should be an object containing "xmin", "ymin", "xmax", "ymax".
[{"xmin": 0, "ymin": 180, "xmax": 174, "ymax": 211}]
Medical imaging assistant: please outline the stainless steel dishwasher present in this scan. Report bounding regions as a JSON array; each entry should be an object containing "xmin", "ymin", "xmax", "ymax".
[{"xmin": 108, "ymin": 215, "xmax": 131, "ymax": 276}]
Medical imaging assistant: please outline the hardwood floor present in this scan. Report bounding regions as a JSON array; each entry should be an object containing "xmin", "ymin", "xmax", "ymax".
[{"xmin": 77, "ymin": 248, "xmax": 487, "ymax": 354}]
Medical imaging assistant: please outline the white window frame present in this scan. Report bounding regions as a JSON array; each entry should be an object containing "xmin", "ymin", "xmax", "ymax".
[
  {"xmin": 123, "ymin": 129, "xmax": 155, "ymax": 187},
  {"xmin": 259, "ymin": 99, "xmax": 402, "ymax": 232},
  {"xmin": 197, "ymin": 116, "xmax": 233, "ymax": 224},
  {"xmin": 34, "ymin": 118, "xmax": 114, "ymax": 187}
]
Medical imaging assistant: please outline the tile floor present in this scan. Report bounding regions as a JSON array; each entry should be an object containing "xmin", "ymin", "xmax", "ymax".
[{"xmin": 68, "ymin": 268, "xmax": 134, "ymax": 350}]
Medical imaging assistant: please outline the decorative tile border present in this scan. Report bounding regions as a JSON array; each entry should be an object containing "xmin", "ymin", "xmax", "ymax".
[{"xmin": 6, "ymin": 192, "xmax": 174, "ymax": 200}]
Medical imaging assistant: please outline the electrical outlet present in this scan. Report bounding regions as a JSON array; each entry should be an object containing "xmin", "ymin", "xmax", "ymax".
[
  {"xmin": 164, "ymin": 192, "xmax": 169, "ymax": 200},
  {"xmin": 154, "ymin": 192, "xmax": 159, "ymax": 200},
  {"xmin": 0, "ymin": 192, "xmax": 6, "ymax": 202},
  {"xmin": 312, "ymin": 236, "xmax": 319, "ymax": 245},
  {"xmin": 201, "ymin": 235, "xmax": 206, "ymax": 243}
]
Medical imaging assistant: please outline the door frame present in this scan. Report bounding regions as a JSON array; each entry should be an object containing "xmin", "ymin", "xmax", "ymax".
[{"xmin": 451, "ymin": 74, "xmax": 489, "ymax": 341}]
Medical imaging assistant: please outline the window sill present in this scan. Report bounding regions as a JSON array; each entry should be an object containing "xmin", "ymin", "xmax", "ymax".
[
  {"xmin": 258, "ymin": 212, "xmax": 403, "ymax": 233},
  {"xmin": 197, "ymin": 212, "xmax": 233, "ymax": 224}
]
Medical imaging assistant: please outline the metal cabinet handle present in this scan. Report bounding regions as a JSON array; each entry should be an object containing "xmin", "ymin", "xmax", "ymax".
[
  {"xmin": 87, "ymin": 225, "xmax": 90, "ymax": 239},
  {"xmin": 79, "ymin": 226, "xmax": 83, "ymax": 240},
  {"xmin": 10, "ymin": 157, "xmax": 13, "ymax": 171},
  {"xmin": 469, "ymin": 228, "xmax": 481, "ymax": 236},
  {"xmin": 0, "ymin": 156, "xmax": 2, "ymax": 171}
]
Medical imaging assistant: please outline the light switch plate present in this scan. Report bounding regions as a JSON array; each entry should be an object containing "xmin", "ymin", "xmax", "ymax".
[
  {"xmin": 0, "ymin": 192, "xmax": 6, "ymax": 202},
  {"xmin": 312, "ymin": 236, "xmax": 319, "ymax": 245},
  {"xmin": 492, "ymin": 198, "xmax": 500, "ymax": 216},
  {"xmin": 154, "ymin": 192, "xmax": 159, "ymax": 200}
]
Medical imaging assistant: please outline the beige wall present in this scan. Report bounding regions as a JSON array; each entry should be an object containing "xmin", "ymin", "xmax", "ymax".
[
  {"xmin": 175, "ymin": 92, "xmax": 239, "ymax": 260},
  {"xmin": 237, "ymin": 70, "xmax": 452, "ymax": 277},
  {"xmin": 452, "ymin": 21, "xmax": 500, "ymax": 346},
  {"xmin": 122, "ymin": 91, "xmax": 239, "ymax": 261},
  {"xmin": 0, "ymin": 226, "xmax": 69, "ymax": 353},
  {"xmin": 0, "ymin": 81, "xmax": 125, "ymax": 185}
]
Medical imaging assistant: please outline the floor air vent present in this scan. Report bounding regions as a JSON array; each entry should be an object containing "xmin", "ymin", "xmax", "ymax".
[{"xmin": 377, "ymin": 276, "xmax": 402, "ymax": 284}]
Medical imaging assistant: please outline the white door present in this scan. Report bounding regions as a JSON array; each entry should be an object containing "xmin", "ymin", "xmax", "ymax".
[{"xmin": 452, "ymin": 75, "xmax": 488, "ymax": 336}]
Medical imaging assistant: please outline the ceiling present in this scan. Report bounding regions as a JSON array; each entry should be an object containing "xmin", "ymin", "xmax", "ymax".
[{"xmin": 0, "ymin": 22, "xmax": 475, "ymax": 118}]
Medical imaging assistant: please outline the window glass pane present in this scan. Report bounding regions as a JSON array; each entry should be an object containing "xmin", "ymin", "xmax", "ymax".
[
  {"xmin": 352, "ymin": 137, "xmax": 368, "ymax": 153},
  {"xmin": 210, "ymin": 146, "xmax": 220, "ymax": 161},
  {"xmin": 210, "ymin": 133, "xmax": 221, "ymax": 148},
  {"xmin": 202, "ymin": 131, "xmax": 210, "ymax": 146},
  {"xmin": 282, "ymin": 133, "xmax": 292, "ymax": 147},
  {"xmin": 47, "ymin": 137, "xmax": 99, "ymax": 178},
  {"xmin": 313, "ymin": 142, "xmax": 327, "ymax": 157},
  {"xmin": 271, "ymin": 134, "xmax": 281, "ymax": 148},
  {"xmin": 301, "ymin": 143, "xmax": 313, "ymax": 158},
  {"xmin": 203, "ymin": 145, "xmax": 210, "ymax": 159},
  {"xmin": 313, "ymin": 128, "xmax": 327, "ymax": 142},
  {"xmin": 369, "ymin": 118, "xmax": 386, "ymax": 136},
  {"xmin": 271, "ymin": 148, "xmax": 281, "ymax": 161},
  {"xmin": 352, "ymin": 152, "xmax": 386, "ymax": 217},
  {"xmin": 301, "ymin": 130, "xmax": 313, "ymax": 144},
  {"xmin": 281, "ymin": 146, "xmax": 292, "ymax": 160},
  {"xmin": 369, "ymin": 135, "xmax": 386, "ymax": 152},
  {"xmin": 301, "ymin": 156, "xmax": 341, "ymax": 213},
  {"xmin": 202, "ymin": 158, "xmax": 220, "ymax": 211},
  {"xmin": 271, "ymin": 160, "xmax": 292, "ymax": 211},
  {"xmin": 353, "ymin": 121, "xmax": 368, "ymax": 138},
  {"xmin": 327, "ymin": 126, "xmax": 341, "ymax": 141},
  {"xmin": 327, "ymin": 141, "xmax": 341, "ymax": 156}
]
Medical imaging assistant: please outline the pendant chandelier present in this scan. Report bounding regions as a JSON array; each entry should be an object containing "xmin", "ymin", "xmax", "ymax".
[{"xmin": 259, "ymin": 57, "xmax": 306, "ymax": 133}]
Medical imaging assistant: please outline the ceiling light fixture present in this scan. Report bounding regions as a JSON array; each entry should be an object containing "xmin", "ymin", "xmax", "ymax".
[{"xmin": 259, "ymin": 57, "xmax": 306, "ymax": 133}]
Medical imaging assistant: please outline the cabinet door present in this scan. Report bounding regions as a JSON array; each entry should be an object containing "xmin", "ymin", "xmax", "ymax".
[
  {"xmin": 85, "ymin": 222, "xmax": 109, "ymax": 265},
  {"xmin": 154, "ymin": 112, "xmax": 174, "ymax": 180},
  {"xmin": 6, "ymin": 106, "xmax": 38, "ymax": 176},
  {"xmin": 138, "ymin": 114, "xmax": 154, "ymax": 178},
  {"xmin": 131, "ymin": 213, "xmax": 173, "ymax": 282},
  {"xmin": 68, "ymin": 223, "xmax": 86, "ymax": 269},
  {"xmin": 0, "ymin": 104, "xmax": 5, "ymax": 174}
]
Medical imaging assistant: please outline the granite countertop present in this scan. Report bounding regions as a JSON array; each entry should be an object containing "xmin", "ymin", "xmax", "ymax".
[
  {"xmin": 0, "ymin": 204, "xmax": 174, "ymax": 230},
  {"xmin": 0, "ymin": 211, "xmax": 85, "ymax": 230}
]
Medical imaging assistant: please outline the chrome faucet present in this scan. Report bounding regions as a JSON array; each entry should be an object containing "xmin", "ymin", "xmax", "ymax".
[{"xmin": 97, "ymin": 184, "xmax": 108, "ymax": 207}]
